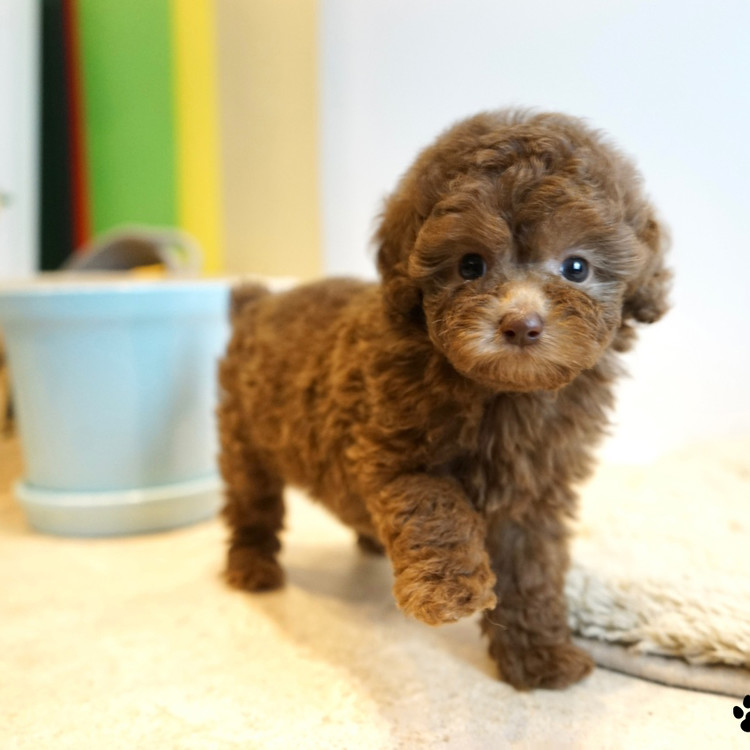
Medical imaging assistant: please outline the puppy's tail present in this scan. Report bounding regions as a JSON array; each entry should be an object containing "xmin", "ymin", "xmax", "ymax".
[{"xmin": 229, "ymin": 281, "xmax": 270, "ymax": 322}]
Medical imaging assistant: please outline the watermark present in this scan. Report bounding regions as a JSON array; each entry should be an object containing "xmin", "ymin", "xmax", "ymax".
[{"xmin": 734, "ymin": 695, "xmax": 750, "ymax": 733}]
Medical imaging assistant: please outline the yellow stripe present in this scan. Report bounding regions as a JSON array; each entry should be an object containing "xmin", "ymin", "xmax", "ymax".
[{"xmin": 171, "ymin": 0, "xmax": 224, "ymax": 274}]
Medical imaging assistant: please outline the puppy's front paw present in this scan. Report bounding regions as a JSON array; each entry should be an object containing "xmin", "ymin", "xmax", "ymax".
[
  {"xmin": 394, "ymin": 554, "xmax": 497, "ymax": 625},
  {"xmin": 491, "ymin": 640, "xmax": 594, "ymax": 690}
]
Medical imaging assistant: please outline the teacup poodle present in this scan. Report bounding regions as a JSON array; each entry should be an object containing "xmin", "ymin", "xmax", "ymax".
[{"xmin": 217, "ymin": 109, "xmax": 670, "ymax": 690}]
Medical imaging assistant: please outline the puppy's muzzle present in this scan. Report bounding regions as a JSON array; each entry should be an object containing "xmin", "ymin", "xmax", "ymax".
[{"xmin": 500, "ymin": 312, "xmax": 544, "ymax": 348}]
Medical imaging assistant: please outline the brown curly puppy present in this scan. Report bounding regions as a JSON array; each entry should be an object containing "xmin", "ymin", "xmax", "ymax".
[{"xmin": 218, "ymin": 109, "xmax": 670, "ymax": 690}]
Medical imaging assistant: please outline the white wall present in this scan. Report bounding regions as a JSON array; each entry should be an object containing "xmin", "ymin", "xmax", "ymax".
[
  {"xmin": 0, "ymin": 0, "xmax": 39, "ymax": 278},
  {"xmin": 319, "ymin": 0, "xmax": 750, "ymax": 462}
]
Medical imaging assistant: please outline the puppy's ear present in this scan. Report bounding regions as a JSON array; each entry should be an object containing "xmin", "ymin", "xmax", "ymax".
[
  {"xmin": 375, "ymin": 191, "xmax": 425, "ymax": 319},
  {"xmin": 623, "ymin": 212, "xmax": 672, "ymax": 324}
]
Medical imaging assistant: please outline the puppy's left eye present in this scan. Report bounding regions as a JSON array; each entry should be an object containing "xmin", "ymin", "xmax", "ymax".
[
  {"xmin": 459, "ymin": 253, "xmax": 487, "ymax": 280},
  {"xmin": 560, "ymin": 256, "xmax": 590, "ymax": 283}
]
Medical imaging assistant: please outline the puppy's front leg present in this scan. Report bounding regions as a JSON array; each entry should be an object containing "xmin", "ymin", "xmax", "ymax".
[
  {"xmin": 370, "ymin": 475, "xmax": 497, "ymax": 625},
  {"xmin": 482, "ymin": 511, "xmax": 594, "ymax": 690}
]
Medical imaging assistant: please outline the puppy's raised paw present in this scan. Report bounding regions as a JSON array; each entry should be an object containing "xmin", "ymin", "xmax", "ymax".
[
  {"xmin": 492, "ymin": 641, "xmax": 595, "ymax": 690},
  {"xmin": 394, "ymin": 556, "xmax": 497, "ymax": 625}
]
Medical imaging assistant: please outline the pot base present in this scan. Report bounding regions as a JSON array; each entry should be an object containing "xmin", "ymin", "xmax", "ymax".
[{"xmin": 15, "ymin": 476, "xmax": 223, "ymax": 537}]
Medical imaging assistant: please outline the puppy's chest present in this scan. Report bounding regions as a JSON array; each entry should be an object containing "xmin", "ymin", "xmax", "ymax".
[{"xmin": 458, "ymin": 392, "xmax": 594, "ymax": 513}]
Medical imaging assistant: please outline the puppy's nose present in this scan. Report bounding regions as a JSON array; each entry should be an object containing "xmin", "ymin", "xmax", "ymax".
[{"xmin": 500, "ymin": 313, "xmax": 544, "ymax": 347}]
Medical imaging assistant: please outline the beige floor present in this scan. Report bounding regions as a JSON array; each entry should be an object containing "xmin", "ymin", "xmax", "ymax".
[{"xmin": 1, "ymin": 436, "xmax": 745, "ymax": 749}]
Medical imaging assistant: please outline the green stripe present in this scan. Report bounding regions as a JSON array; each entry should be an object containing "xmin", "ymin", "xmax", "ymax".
[{"xmin": 78, "ymin": 0, "xmax": 176, "ymax": 234}]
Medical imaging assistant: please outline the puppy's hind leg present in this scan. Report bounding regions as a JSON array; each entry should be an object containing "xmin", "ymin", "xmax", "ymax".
[{"xmin": 218, "ymin": 400, "xmax": 285, "ymax": 592}]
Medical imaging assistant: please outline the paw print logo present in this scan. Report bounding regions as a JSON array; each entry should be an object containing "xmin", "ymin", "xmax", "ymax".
[{"xmin": 734, "ymin": 694, "xmax": 750, "ymax": 732}]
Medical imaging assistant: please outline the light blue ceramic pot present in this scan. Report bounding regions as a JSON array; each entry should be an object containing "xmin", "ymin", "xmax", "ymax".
[{"xmin": 0, "ymin": 277, "xmax": 231, "ymax": 536}]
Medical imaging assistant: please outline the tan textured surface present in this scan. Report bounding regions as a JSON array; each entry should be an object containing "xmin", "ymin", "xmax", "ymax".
[
  {"xmin": 569, "ymin": 436, "xmax": 750, "ymax": 694},
  {"xmin": 1, "ymin": 436, "xmax": 747, "ymax": 748},
  {"xmin": 577, "ymin": 639, "xmax": 750, "ymax": 697},
  {"xmin": 215, "ymin": 0, "xmax": 321, "ymax": 280}
]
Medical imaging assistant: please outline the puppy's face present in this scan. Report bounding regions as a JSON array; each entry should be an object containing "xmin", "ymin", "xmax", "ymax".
[
  {"xmin": 412, "ymin": 176, "xmax": 643, "ymax": 391},
  {"xmin": 377, "ymin": 111, "xmax": 670, "ymax": 392}
]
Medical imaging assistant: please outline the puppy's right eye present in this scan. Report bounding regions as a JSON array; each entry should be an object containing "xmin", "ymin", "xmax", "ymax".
[{"xmin": 459, "ymin": 253, "xmax": 486, "ymax": 280}]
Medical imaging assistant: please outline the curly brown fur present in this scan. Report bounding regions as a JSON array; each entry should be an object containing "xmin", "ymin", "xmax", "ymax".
[{"xmin": 218, "ymin": 109, "xmax": 670, "ymax": 690}]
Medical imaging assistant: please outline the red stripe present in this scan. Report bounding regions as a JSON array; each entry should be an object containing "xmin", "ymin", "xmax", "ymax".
[{"xmin": 62, "ymin": 0, "xmax": 91, "ymax": 251}]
